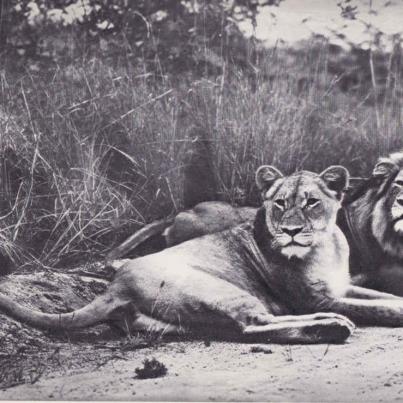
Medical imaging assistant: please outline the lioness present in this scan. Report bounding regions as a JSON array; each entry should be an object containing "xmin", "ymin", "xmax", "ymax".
[
  {"xmin": 2, "ymin": 165, "xmax": 403, "ymax": 344},
  {"xmin": 107, "ymin": 152, "xmax": 403, "ymax": 299},
  {"xmin": 340, "ymin": 151, "xmax": 403, "ymax": 296}
]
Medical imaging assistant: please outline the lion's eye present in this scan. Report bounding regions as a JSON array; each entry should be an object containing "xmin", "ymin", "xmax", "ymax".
[
  {"xmin": 274, "ymin": 199, "xmax": 285, "ymax": 209},
  {"xmin": 306, "ymin": 198, "xmax": 320, "ymax": 208},
  {"xmin": 395, "ymin": 180, "xmax": 403, "ymax": 187}
]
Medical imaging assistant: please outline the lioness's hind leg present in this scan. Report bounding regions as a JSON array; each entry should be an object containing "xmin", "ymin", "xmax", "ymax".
[
  {"xmin": 130, "ymin": 313, "xmax": 185, "ymax": 336},
  {"xmin": 122, "ymin": 263, "xmax": 277, "ymax": 332},
  {"xmin": 105, "ymin": 302, "xmax": 185, "ymax": 337}
]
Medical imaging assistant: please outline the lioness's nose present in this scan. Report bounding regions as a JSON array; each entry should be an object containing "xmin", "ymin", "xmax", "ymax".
[{"xmin": 281, "ymin": 225, "xmax": 303, "ymax": 237}]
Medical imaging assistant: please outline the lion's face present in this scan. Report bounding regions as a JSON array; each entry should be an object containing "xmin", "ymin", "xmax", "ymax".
[
  {"xmin": 255, "ymin": 165, "xmax": 349, "ymax": 259},
  {"xmin": 387, "ymin": 171, "xmax": 403, "ymax": 234},
  {"xmin": 370, "ymin": 153, "xmax": 403, "ymax": 257}
]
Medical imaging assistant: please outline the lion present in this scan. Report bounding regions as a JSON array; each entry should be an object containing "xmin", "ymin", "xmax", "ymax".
[
  {"xmin": 339, "ymin": 151, "xmax": 403, "ymax": 296},
  {"xmin": 2, "ymin": 165, "xmax": 403, "ymax": 345}
]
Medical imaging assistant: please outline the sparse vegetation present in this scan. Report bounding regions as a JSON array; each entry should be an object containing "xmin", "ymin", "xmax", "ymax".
[
  {"xmin": 0, "ymin": 2, "xmax": 402, "ymax": 271},
  {"xmin": 1, "ymin": 36, "xmax": 403, "ymax": 269},
  {"xmin": 120, "ymin": 332, "xmax": 164, "ymax": 352},
  {"xmin": 283, "ymin": 345, "xmax": 293, "ymax": 362},
  {"xmin": 0, "ymin": 345, "xmax": 60, "ymax": 389}
]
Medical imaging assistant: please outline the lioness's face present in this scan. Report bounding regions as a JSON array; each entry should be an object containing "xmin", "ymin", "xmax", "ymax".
[{"xmin": 256, "ymin": 165, "xmax": 349, "ymax": 259}]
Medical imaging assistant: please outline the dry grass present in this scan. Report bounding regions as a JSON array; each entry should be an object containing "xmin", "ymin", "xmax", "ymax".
[{"xmin": 0, "ymin": 39, "xmax": 403, "ymax": 267}]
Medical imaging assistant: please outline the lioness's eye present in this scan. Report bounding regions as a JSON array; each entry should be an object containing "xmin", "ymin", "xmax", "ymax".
[
  {"xmin": 395, "ymin": 180, "xmax": 403, "ymax": 187},
  {"xmin": 274, "ymin": 199, "xmax": 285, "ymax": 209},
  {"xmin": 306, "ymin": 198, "xmax": 320, "ymax": 208}
]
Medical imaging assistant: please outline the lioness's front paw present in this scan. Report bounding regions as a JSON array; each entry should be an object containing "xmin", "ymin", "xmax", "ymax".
[
  {"xmin": 312, "ymin": 312, "xmax": 355, "ymax": 330},
  {"xmin": 304, "ymin": 318, "xmax": 355, "ymax": 343}
]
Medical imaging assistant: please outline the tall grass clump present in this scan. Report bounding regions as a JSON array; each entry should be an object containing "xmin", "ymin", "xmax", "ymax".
[
  {"xmin": 0, "ymin": 60, "xmax": 185, "ymax": 267},
  {"xmin": 184, "ymin": 42, "xmax": 403, "ymax": 204},
  {"xmin": 0, "ymin": 38, "xmax": 403, "ymax": 268}
]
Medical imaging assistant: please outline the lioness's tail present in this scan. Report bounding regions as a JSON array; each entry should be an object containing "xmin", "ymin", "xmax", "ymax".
[
  {"xmin": 0, "ymin": 292, "xmax": 122, "ymax": 331},
  {"xmin": 105, "ymin": 217, "xmax": 174, "ymax": 267}
]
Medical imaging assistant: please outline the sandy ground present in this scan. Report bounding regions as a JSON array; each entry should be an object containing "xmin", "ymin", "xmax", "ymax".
[
  {"xmin": 1, "ymin": 326, "xmax": 403, "ymax": 402},
  {"xmin": 0, "ymin": 269, "xmax": 403, "ymax": 401}
]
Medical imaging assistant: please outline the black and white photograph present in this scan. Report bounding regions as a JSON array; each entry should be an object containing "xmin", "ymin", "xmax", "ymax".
[{"xmin": 0, "ymin": 0, "xmax": 403, "ymax": 401}]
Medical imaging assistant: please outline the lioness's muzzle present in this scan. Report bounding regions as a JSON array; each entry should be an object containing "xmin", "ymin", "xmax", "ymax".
[{"xmin": 275, "ymin": 232, "xmax": 313, "ymax": 247}]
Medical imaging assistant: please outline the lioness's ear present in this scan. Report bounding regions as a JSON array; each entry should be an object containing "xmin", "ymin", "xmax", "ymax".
[
  {"xmin": 372, "ymin": 159, "xmax": 398, "ymax": 179},
  {"xmin": 320, "ymin": 165, "xmax": 349, "ymax": 198},
  {"xmin": 255, "ymin": 165, "xmax": 283, "ymax": 192}
]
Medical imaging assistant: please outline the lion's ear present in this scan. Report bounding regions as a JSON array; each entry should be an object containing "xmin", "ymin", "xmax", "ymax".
[
  {"xmin": 320, "ymin": 165, "xmax": 350, "ymax": 198},
  {"xmin": 372, "ymin": 159, "xmax": 398, "ymax": 179},
  {"xmin": 255, "ymin": 165, "xmax": 283, "ymax": 191}
]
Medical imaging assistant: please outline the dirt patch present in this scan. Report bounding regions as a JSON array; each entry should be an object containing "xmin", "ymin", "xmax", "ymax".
[
  {"xmin": 0, "ymin": 328, "xmax": 402, "ymax": 401},
  {"xmin": 0, "ymin": 271, "xmax": 403, "ymax": 401}
]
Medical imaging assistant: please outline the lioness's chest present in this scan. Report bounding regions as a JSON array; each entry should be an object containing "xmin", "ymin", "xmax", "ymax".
[{"xmin": 306, "ymin": 247, "xmax": 350, "ymax": 298}]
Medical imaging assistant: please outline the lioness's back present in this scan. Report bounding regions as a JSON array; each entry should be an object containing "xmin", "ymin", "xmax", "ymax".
[{"xmin": 120, "ymin": 226, "xmax": 269, "ymax": 299}]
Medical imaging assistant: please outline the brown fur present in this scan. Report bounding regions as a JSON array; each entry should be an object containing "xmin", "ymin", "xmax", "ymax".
[{"xmin": 2, "ymin": 166, "xmax": 403, "ymax": 345}]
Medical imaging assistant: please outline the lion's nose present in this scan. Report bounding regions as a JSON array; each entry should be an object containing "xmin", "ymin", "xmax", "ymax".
[
  {"xmin": 397, "ymin": 198, "xmax": 403, "ymax": 207},
  {"xmin": 281, "ymin": 225, "xmax": 303, "ymax": 237}
]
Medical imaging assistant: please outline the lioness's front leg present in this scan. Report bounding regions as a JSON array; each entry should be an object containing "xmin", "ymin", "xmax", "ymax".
[{"xmin": 243, "ymin": 317, "xmax": 354, "ymax": 344}]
